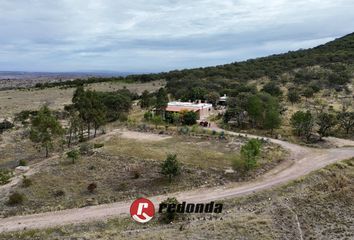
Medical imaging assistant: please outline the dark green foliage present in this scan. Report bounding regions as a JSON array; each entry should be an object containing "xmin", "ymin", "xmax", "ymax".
[
  {"xmin": 290, "ymin": 111, "xmax": 314, "ymax": 140},
  {"xmin": 87, "ymin": 183, "xmax": 97, "ymax": 193},
  {"xmin": 18, "ymin": 160, "xmax": 28, "ymax": 166},
  {"xmin": 93, "ymin": 143, "xmax": 104, "ymax": 148},
  {"xmin": 161, "ymin": 154, "xmax": 180, "ymax": 183},
  {"xmin": 0, "ymin": 120, "xmax": 14, "ymax": 133},
  {"xmin": 287, "ymin": 89, "xmax": 300, "ymax": 104},
  {"xmin": 337, "ymin": 111, "xmax": 354, "ymax": 134},
  {"xmin": 140, "ymin": 90, "xmax": 153, "ymax": 109},
  {"xmin": 155, "ymin": 88, "xmax": 169, "ymax": 111},
  {"xmin": 303, "ymin": 87, "xmax": 315, "ymax": 99},
  {"xmin": 317, "ymin": 113, "xmax": 337, "ymax": 139},
  {"xmin": 66, "ymin": 149, "xmax": 80, "ymax": 164},
  {"xmin": 225, "ymin": 92, "xmax": 281, "ymax": 130},
  {"xmin": 8, "ymin": 192, "xmax": 25, "ymax": 205},
  {"xmin": 0, "ymin": 169, "xmax": 12, "ymax": 185},
  {"xmin": 232, "ymin": 139, "xmax": 262, "ymax": 172},
  {"xmin": 240, "ymin": 139, "xmax": 262, "ymax": 171},
  {"xmin": 204, "ymin": 91, "xmax": 220, "ymax": 106},
  {"xmin": 159, "ymin": 197, "xmax": 180, "ymax": 224},
  {"xmin": 30, "ymin": 105, "xmax": 64, "ymax": 157},
  {"xmin": 261, "ymin": 82, "xmax": 282, "ymax": 97},
  {"xmin": 181, "ymin": 111, "xmax": 197, "ymax": 126}
]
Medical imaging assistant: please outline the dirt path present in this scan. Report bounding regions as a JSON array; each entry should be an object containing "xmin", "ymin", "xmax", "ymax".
[{"xmin": 1, "ymin": 128, "xmax": 354, "ymax": 232}]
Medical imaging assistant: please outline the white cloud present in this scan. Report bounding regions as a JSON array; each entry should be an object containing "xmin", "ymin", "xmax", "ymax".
[{"xmin": 0, "ymin": 0, "xmax": 353, "ymax": 71}]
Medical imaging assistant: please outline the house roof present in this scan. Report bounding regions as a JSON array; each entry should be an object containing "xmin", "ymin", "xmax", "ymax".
[{"xmin": 166, "ymin": 106, "xmax": 199, "ymax": 112}]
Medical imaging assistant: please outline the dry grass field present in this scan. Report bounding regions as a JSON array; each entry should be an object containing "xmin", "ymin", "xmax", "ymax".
[
  {"xmin": 2, "ymin": 158, "xmax": 352, "ymax": 240},
  {"xmin": 0, "ymin": 129, "xmax": 286, "ymax": 217},
  {"xmin": 0, "ymin": 80, "xmax": 164, "ymax": 118}
]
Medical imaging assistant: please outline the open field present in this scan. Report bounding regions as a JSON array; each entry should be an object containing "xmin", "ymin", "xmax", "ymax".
[
  {"xmin": 1, "ymin": 158, "xmax": 352, "ymax": 239},
  {"xmin": 0, "ymin": 80, "xmax": 164, "ymax": 118},
  {"xmin": 0, "ymin": 129, "xmax": 286, "ymax": 217}
]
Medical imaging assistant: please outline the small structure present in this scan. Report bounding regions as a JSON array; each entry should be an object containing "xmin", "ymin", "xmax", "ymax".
[
  {"xmin": 218, "ymin": 94, "xmax": 228, "ymax": 105},
  {"xmin": 166, "ymin": 101, "xmax": 213, "ymax": 120}
]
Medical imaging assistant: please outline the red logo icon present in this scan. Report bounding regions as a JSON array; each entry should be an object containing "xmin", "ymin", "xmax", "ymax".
[{"xmin": 130, "ymin": 198, "xmax": 155, "ymax": 223}]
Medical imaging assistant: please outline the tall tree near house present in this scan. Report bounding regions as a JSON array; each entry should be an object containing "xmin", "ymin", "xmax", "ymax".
[
  {"xmin": 317, "ymin": 112, "xmax": 337, "ymax": 139},
  {"xmin": 140, "ymin": 90, "xmax": 151, "ymax": 109},
  {"xmin": 30, "ymin": 105, "xmax": 64, "ymax": 158},
  {"xmin": 205, "ymin": 91, "xmax": 220, "ymax": 107},
  {"xmin": 155, "ymin": 88, "xmax": 169, "ymax": 117},
  {"xmin": 337, "ymin": 111, "xmax": 354, "ymax": 134}
]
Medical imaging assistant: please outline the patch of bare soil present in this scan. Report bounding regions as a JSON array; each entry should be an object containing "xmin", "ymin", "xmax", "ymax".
[{"xmin": 119, "ymin": 130, "xmax": 172, "ymax": 141}]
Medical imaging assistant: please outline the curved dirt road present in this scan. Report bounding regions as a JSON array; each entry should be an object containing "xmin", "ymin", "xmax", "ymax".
[{"xmin": 1, "ymin": 130, "xmax": 354, "ymax": 232}]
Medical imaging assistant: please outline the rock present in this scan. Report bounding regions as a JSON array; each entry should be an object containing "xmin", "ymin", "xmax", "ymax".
[
  {"xmin": 224, "ymin": 168, "xmax": 235, "ymax": 174},
  {"xmin": 15, "ymin": 166, "xmax": 30, "ymax": 173},
  {"xmin": 86, "ymin": 198, "xmax": 98, "ymax": 206}
]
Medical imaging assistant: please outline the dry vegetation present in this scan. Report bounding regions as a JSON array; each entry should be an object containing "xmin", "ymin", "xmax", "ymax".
[
  {"xmin": 0, "ymin": 80, "xmax": 164, "ymax": 118},
  {"xmin": 1, "ymin": 158, "xmax": 352, "ymax": 240},
  {"xmin": 0, "ymin": 130, "xmax": 286, "ymax": 217}
]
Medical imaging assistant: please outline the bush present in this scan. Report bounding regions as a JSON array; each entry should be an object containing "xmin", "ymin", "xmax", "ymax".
[
  {"xmin": 87, "ymin": 183, "xmax": 97, "ymax": 193},
  {"xmin": 22, "ymin": 176, "xmax": 32, "ymax": 188},
  {"xmin": 159, "ymin": 197, "xmax": 180, "ymax": 224},
  {"xmin": 53, "ymin": 190, "xmax": 65, "ymax": 197},
  {"xmin": 8, "ymin": 192, "xmax": 25, "ymax": 205},
  {"xmin": 66, "ymin": 149, "xmax": 80, "ymax": 164},
  {"xmin": 232, "ymin": 139, "xmax": 262, "ymax": 172},
  {"xmin": 93, "ymin": 143, "xmax": 104, "ymax": 149},
  {"xmin": 0, "ymin": 169, "xmax": 12, "ymax": 185},
  {"xmin": 0, "ymin": 120, "xmax": 14, "ymax": 133},
  {"xmin": 161, "ymin": 154, "xmax": 180, "ymax": 183},
  {"xmin": 18, "ymin": 160, "xmax": 28, "ymax": 166},
  {"xmin": 79, "ymin": 143, "xmax": 93, "ymax": 155}
]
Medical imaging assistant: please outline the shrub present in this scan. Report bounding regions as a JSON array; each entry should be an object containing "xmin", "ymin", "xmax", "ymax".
[
  {"xmin": 66, "ymin": 149, "xmax": 80, "ymax": 164},
  {"xmin": 159, "ymin": 197, "xmax": 180, "ymax": 224},
  {"xmin": 93, "ymin": 143, "xmax": 104, "ymax": 149},
  {"xmin": 18, "ymin": 160, "xmax": 28, "ymax": 166},
  {"xmin": 79, "ymin": 143, "xmax": 93, "ymax": 155},
  {"xmin": 0, "ymin": 169, "xmax": 12, "ymax": 185},
  {"xmin": 8, "ymin": 192, "xmax": 25, "ymax": 205},
  {"xmin": 161, "ymin": 154, "xmax": 180, "ymax": 183},
  {"xmin": 22, "ymin": 176, "xmax": 32, "ymax": 188},
  {"xmin": 87, "ymin": 183, "xmax": 97, "ymax": 193},
  {"xmin": 53, "ymin": 190, "xmax": 65, "ymax": 197}
]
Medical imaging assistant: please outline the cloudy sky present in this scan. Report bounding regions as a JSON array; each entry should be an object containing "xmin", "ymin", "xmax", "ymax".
[{"xmin": 0, "ymin": 0, "xmax": 354, "ymax": 73}]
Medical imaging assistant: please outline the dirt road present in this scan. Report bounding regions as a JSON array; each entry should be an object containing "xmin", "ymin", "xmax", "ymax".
[{"xmin": 1, "ymin": 129, "xmax": 354, "ymax": 232}]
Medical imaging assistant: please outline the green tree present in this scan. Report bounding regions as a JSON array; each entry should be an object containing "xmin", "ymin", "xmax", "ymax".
[
  {"xmin": 240, "ymin": 139, "xmax": 262, "ymax": 171},
  {"xmin": 30, "ymin": 105, "xmax": 64, "ymax": 157},
  {"xmin": 264, "ymin": 108, "xmax": 281, "ymax": 134},
  {"xmin": 140, "ymin": 90, "xmax": 151, "ymax": 109},
  {"xmin": 181, "ymin": 111, "xmax": 197, "ymax": 125},
  {"xmin": 317, "ymin": 112, "xmax": 337, "ymax": 139},
  {"xmin": 290, "ymin": 111, "xmax": 314, "ymax": 141},
  {"xmin": 262, "ymin": 82, "xmax": 282, "ymax": 97},
  {"xmin": 337, "ymin": 111, "xmax": 354, "ymax": 134},
  {"xmin": 151, "ymin": 115, "xmax": 163, "ymax": 128},
  {"xmin": 66, "ymin": 149, "xmax": 80, "ymax": 164},
  {"xmin": 155, "ymin": 88, "xmax": 169, "ymax": 114},
  {"xmin": 161, "ymin": 154, "xmax": 180, "ymax": 183},
  {"xmin": 205, "ymin": 91, "xmax": 220, "ymax": 107}
]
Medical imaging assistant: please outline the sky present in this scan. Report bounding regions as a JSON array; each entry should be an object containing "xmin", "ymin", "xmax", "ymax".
[{"xmin": 0, "ymin": 0, "xmax": 354, "ymax": 73}]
